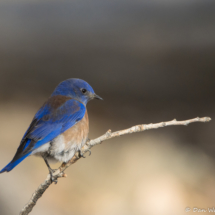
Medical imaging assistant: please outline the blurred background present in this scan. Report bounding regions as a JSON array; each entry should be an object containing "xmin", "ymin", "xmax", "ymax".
[{"xmin": 0, "ymin": 0, "xmax": 215, "ymax": 214}]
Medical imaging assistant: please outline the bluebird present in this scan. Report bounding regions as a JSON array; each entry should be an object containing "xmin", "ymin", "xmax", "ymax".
[{"xmin": 0, "ymin": 78, "xmax": 102, "ymax": 182}]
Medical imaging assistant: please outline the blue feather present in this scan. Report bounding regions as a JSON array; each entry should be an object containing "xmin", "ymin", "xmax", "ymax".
[
  {"xmin": 0, "ymin": 152, "xmax": 31, "ymax": 173},
  {"xmin": 0, "ymin": 98, "xmax": 85, "ymax": 172}
]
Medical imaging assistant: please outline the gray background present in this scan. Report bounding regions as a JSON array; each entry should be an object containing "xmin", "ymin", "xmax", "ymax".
[{"xmin": 0, "ymin": 0, "xmax": 215, "ymax": 215}]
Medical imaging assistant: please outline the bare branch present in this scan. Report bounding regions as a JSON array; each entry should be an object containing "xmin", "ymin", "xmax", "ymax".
[{"xmin": 19, "ymin": 116, "xmax": 211, "ymax": 215}]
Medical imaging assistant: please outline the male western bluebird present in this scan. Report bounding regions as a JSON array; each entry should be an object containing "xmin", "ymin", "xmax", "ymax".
[{"xmin": 0, "ymin": 78, "xmax": 102, "ymax": 182}]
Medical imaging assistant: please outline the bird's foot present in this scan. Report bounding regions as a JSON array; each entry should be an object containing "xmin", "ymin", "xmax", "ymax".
[
  {"xmin": 86, "ymin": 148, "xmax": 91, "ymax": 156},
  {"xmin": 78, "ymin": 150, "xmax": 86, "ymax": 158},
  {"xmin": 49, "ymin": 169, "xmax": 58, "ymax": 184},
  {"xmin": 78, "ymin": 149, "xmax": 91, "ymax": 158}
]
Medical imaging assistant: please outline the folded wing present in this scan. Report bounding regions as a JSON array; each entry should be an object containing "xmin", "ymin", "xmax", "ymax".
[{"xmin": 0, "ymin": 95, "xmax": 85, "ymax": 173}]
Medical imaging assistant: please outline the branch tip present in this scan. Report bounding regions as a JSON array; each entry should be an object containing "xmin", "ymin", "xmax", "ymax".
[{"xmin": 205, "ymin": 117, "xmax": 211, "ymax": 122}]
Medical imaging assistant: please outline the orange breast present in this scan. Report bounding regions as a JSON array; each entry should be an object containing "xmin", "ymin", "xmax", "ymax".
[{"xmin": 62, "ymin": 110, "xmax": 89, "ymax": 150}]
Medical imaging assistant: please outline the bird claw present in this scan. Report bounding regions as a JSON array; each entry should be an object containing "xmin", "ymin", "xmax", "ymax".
[
  {"xmin": 78, "ymin": 150, "xmax": 86, "ymax": 158},
  {"xmin": 78, "ymin": 149, "xmax": 91, "ymax": 158},
  {"xmin": 86, "ymin": 149, "xmax": 91, "ymax": 156},
  {"xmin": 43, "ymin": 157, "xmax": 58, "ymax": 184},
  {"xmin": 50, "ymin": 176, "xmax": 58, "ymax": 184},
  {"xmin": 49, "ymin": 169, "xmax": 58, "ymax": 184}
]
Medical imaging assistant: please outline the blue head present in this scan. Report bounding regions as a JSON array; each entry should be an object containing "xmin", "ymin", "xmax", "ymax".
[{"xmin": 52, "ymin": 78, "xmax": 102, "ymax": 105}]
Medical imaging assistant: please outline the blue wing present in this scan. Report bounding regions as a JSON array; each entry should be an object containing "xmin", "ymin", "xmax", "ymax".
[{"xmin": 0, "ymin": 96, "xmax": 86, "ymax": 173}]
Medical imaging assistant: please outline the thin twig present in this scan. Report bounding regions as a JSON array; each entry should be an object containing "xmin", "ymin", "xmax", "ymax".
[{"xmin": 19, "ymin": 116, "xmax": 211, "ymax": 215}]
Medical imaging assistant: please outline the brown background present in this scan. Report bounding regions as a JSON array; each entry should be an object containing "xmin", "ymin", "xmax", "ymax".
[{"xmin": 0, "ymin": 0, "xmax": 215, "ymax": 214}]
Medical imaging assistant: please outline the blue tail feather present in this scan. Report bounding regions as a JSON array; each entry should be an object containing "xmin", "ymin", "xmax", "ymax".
[{"xmin": 0, "ymin": 152, "xmax": 31, "ymax": 173}]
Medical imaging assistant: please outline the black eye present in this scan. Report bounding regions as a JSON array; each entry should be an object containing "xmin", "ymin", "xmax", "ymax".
[{"xmin": 81, "ymin": 88, "xmax": 87, "ymax": 94}]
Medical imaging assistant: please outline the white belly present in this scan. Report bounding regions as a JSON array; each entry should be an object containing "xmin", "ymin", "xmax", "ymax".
[{"xmin": 32, "ymin": 133, "xmax": 87, "ymax": 163}]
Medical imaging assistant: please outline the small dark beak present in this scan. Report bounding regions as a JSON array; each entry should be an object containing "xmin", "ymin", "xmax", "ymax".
[{"xmin": 94, "ymin": 94, "xmax": 103, "ymax": 100}]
